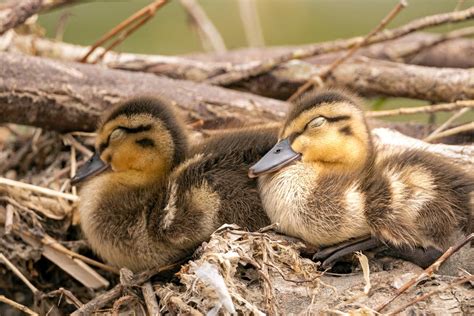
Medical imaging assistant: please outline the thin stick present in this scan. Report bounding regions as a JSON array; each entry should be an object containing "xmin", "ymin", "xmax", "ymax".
[
  {"xmin": 179, "ymin": 0, "xmax": 226, "ymax": 53},
  {"xmin": 44, "ymin": 159, "xmax": 87, "ymax": 186},
  {"xmin": 238, "ymin": 0, "xmax": 265, "ymax": 47},
  {"xmin": 0, "ymin": 295, "xmax": 39, "ymax": 316},
  {"xmin": 71, "ymin": 261, "xmax": 181, "ymax": 316},
  {"xmin": 92, "ymin": 13, "xmax": 153, "ymax": 64},
  {"xmin": 367, "ymin": 100, "xmax": 474, "ymax": 118},
  {"xmin": 424, "ymin": 122, "xmax": 474, "ymax": 143},
  {"xmin": 206, "ymin": 5, "xmax": 474, "ymax": 86},
  {"xmin": 41, "ymin": 235, "xmax": 120, "ymax": 274},
  {"xmin": 142, "ymin": 282, "xmax": 160, "ymax": 316},
  {"xmin": 54, "ymin": 11, "xmax": 72, "ymax": 41},
  {"xmin": 454, "ymin": 0, "xmax": 467, "ymax": 12},
  {"xmin": 288, "ymin": 0, "xmax": 407, "ymax": 101},
  {"xmin": 376, "ymin": 233, "xmax": 474, "ymax": 312},
  {"xmin": 0, "ymin": 177, "xmax": 79, "ymax": 202},
  {"xmin": 4, "ymin": 204, "xmax": 14, "ymax": 234},
  {"xmin": 0, "ymin": 253, "xmax": 39, "ymax": 294},
  {"xmin": 387, "ymin": 275, "xmax": 474, "ymax": 315},
  {"xmin": 46, "ymin": 288, "xmax": 84, "ymax": 308},
  {"xmin": 424, "ymin": 108, "xmax": 470, "ymax": 141},
  {"xmin": 394, "ymin": 26, "xmax": 474, "ymax": 61},
  {"xmin": 80, "ymin": 0, "xmax": 168, "ymax": 63},
  {"xmin": 155, "ymin": 286, "xmax": 204, "ymax": 316},
  {"xmin": 70, "ymin": 145, "xmax": 77, "ymax": 195},
  {"xmin": 62, "ymin": 134, "xmax": 93, "ymax": 157}
]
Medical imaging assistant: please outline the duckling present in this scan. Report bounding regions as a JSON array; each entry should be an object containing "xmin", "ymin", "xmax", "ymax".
[
  {"xmin": 249, "ymin": 90, "xmax": 472, "ymax": 267},
  {"xmin": 72, "ymin": 97, "xmax": 276, "ymax": 272}
]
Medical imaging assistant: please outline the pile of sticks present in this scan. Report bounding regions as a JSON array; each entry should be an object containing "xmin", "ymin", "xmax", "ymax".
[{"xmin": 0, "ymin": 0, "xmax": 473, "ymax": 314}]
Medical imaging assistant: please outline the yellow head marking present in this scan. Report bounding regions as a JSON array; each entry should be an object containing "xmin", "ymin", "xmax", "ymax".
[
  {"xmin": 96, "ymin": 113, "xmax": 174, "ymax": 184},
  {"xmin": 282, "ymin": 101, "xmax": 371, "ymax": 173}
]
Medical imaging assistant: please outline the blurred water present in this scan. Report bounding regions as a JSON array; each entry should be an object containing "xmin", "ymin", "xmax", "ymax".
[{"xmin": 37, "ymin": 0, "xmax": 474, "ymax": 123}]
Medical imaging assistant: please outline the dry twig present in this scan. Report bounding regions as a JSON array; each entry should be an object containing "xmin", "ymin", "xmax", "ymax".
[
  {"xmin": 288, "ymin": 0, "xmax": 407, "ymax": 101},
  {"xmin": 376, "ymin": 233, "xmax": 474, "ymax": 312},
  {"xmin": 142, "ymin": 282, "xmax": 160, "ymax": 316},
  {"xmin": 0, "ymin": 295, "xmax": 39, "ymax": 316},
  {"xmin": 387, "ymin": 275, "xmax": 474, "ymax": 315},
  {"xmin": 155, "ymin": 286, "xmax": 204, "ymax": 316},
  {"xmin": 424, "ymin": 108, "xmax": 470, "ymax": 141},
  {"xmin": 367, "ymin": 100, "xmax": 474, "ymax": 118},
  {"xmin": 80, "ymin": 0, "xmax": 168, "ymax": 63},
  {"xmin": 205, "ymin": 5, "xmax": 474, "ymax": 86},
  {"xmin": 0, "ymin": 253, "xmax": 39, "ymax": 294},
  {"xmin": 238, "ymin": 0, "xmax": 265, "ymax": 47},
  {"xmin": 62, "ymin": 134, "xmax": 93, "ymax": 157},
  {"xmin": 393, "ymin": 26, "xmax": 474, "ymax": 62},
  {"xmin": 45, "ymin": 288, "xmax": 84, "ymax": 308},
  {"xmin": 0, "ymin": 177, "xmax": 79, "ymax": 202},
  {"xmin": 179, "ymin": 0, "xmax": 226, "ymax": 53},
  {"xmin": 71, "ymin": 262, "xmax": 181, "ymax": 315},
  {"xmin": 0, "ymin": 0, "xmax": 42, "ymax": 35},
  {"xmin": 424, "ymin": 122, "xmax": 474, "ymax": 143}
]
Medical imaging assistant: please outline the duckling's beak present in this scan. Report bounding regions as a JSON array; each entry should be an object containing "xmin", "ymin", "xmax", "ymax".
[
  {"xmin": 71, "ymin": 152, "xmax": 110, "ymax": 185},
  {"xmin": 249, "ymin": 138, "xmax": 301, "ymax": 178}
]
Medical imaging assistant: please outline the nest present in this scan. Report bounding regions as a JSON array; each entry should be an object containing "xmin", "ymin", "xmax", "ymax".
[{"xmin": 0, "ymin": 124, "xmax": 473, "ymax": 315}]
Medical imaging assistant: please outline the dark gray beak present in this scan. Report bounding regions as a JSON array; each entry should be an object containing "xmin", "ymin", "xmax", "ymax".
[
  {"xmin": 71, "ymin": 152, "xmax": 109, "ymax": 185},
  {"xmin": 248, "ymin": 138, "xmax": 301, "ymax": 178}
]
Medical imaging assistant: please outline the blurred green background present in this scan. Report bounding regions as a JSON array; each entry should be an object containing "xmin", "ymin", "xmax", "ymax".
[{"xmin": 37, "ymin": 0, "xmax": 474, "ymax": 124}]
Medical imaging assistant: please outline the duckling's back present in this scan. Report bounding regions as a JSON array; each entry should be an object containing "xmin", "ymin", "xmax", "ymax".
[
  {"xmin": 183, "ymin": 126, "xmax": 279, "ymax": 230},
  {"xmin": 367, "ymin": 148, "xmax": 473, "ymax": 250}
]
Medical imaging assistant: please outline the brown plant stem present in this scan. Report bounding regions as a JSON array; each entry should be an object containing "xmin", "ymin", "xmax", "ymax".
[
  {"xmin": 288, "ymin": 0, "xmax": 407, "ymax": 101},
  {"xmin": 376, "ymin": 233, "xmax": 474, "ymax": 312},
  {"xmin": 80, "ymin": 0, "xmax": 168, "ymax": 63},
  {"xmin": 205, "ymin": 5, "xmax": 474, "ymax": 86},
  {"xmin": 367, "ymin": 100, "xmax": 474, "ymax": 118},
  {"xmin": 179, "ymin": 0, "xmax": 226, "ymax": 53}
]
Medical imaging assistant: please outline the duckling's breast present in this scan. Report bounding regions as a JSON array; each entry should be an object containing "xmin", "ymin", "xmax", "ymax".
[
  {"xmin": 78, "ymin": 176, "xmax": 187, "ymax": 271},
  {"xmin": 258, "ymin": 162, "xmax": 370, "ymax": 246}
]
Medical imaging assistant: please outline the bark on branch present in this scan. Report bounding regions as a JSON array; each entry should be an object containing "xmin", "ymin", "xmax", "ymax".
[
  {"xmin": 0, "ymin": 0, "xmax": 42, "ymax": 35},
  {"xmin": 188, "ymin": 31, "xmax": 474, "ymax": 69},
  {"xmin": 0, "ymin": 52, "xmax": 286, "ymax": 132},
  {"xmin": 239, "ymin": 59, "xmax": 474, "ymax": 102},
  {"xmin": 6, "ymin": 32, "xmax": 474, "ymax": 82},
  {"xmin": 4, "ymin": 33, "xmax": 474, "ymax": 102}
]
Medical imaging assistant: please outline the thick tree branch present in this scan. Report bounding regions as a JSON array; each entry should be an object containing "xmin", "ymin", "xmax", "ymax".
[
  {"xmin": 4, "ymin": 33, "xmax": 474, "ymax": 102},
  {"xmin": 5, "ymin": 31, "xmax": 474, "ymax": 83},
  {"xmin": 39, "ymin": 0, "xmax": 83, "ymax": 12},
  {"xmin": 0, "ymin": 52, "xmax": 285, "ymax": 132},
  {"xmin": 187, "ymin": 32, "xmax": 474, "ymax": 69},
  {"xmin": 238, "ymin": 59, "xmax": 474, "ymax": 102},
  {"xmin": 204, "ymin": 6, "xmax": 474, "ymax": 85},
  {"xmin": 0, "ymin": 0, "xmax": 42, "ymax": 35}
]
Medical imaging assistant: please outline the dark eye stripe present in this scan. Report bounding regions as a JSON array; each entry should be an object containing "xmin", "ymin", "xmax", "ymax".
[
  {"xmin": 118, "ymin": 124, "xmax": 152, "ymax": 133},
  {"xmin": 339, "ymin": 126, "xmax": 353, "ymax": 135},
  {"xmin": 326, "ymin": 115, "xmax": 351, "ymax": 122},
  {"xmin": 136, "ymin": 138, "xmax": 155, "ymax": 148}
]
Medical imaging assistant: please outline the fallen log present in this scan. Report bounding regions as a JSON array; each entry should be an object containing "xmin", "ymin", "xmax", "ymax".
[
  {"xmin": 0, "ymin": 52, "xmax": 286, "ymax": 132},
  {"xmin": 5, "ymin": 32, "xmax": 474, "ymax": 83},
  {"xmin": 237, "ymin": 59, "xmax": 474, "ymax": 102},
  {"xmin": 187, "ymin": 32, "xmax": 474, "ymax": 69},
  {"xmin": 3, "ymin": 33, "xmax": 473, "ymax": 102}
]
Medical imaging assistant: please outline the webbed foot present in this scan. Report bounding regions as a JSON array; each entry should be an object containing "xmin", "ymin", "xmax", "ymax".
[{"xmin": 313, "ymin": 235, "xmax": 380, "ymax": 269}]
